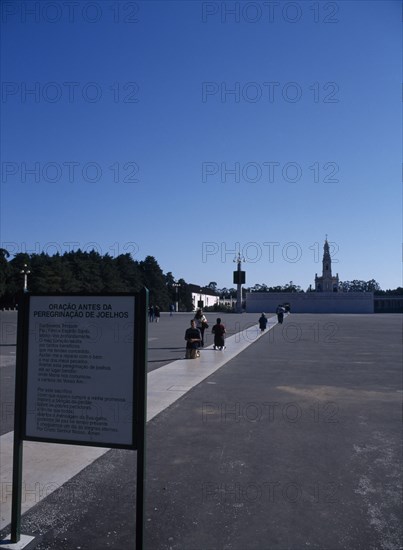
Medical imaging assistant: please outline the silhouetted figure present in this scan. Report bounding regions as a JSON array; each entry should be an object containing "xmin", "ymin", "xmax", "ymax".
[
  {"xmin": 185, "ymin": 319, "xmax": 201, "ymax": 359},
  {"xmin": 212, "ymin": 318, "xmax": 226, "ymax": 350},
  {"xmin": 276, "ymin": 305, "xmax": 285, "ymax": 324},
  {"xmin": 194, "ymin": 308, "xmax": 208, "ymax": 347},
  {"xmin": 259, "ymin": 313, "xmax": 268, "ymax": 332},
  {"xmin": 148, "ymin": 305, "xmax": 154, "ymax": 322}
]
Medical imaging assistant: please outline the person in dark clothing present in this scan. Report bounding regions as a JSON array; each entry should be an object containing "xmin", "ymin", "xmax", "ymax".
[
  {"xmin": 184, "ymin": 320, "xmax": 201, "ymax": 359},
  {"xmin": 148, "ymin": 305, "xmax": 154, "ymax": 322},
  {"xmin": 212, "ymin": 318, "xmax": 226, "ymax": 350},
  {"xmin": 259, "ymin": 313, "xmax": 268, "ymax": 332},
  {"xmin": 276, "ymin": 305, "xmax": 285, "ymax": 324},
  {"xmin": 194, "ymin": 309, "xmax": 208, "ymax": 347}
]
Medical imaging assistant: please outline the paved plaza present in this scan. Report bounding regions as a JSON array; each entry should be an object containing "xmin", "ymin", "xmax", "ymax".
[{"xmin": 0, "ymin": 312, "xmax": 402, "ymax": 550}]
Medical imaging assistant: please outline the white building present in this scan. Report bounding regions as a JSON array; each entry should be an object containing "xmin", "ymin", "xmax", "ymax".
[{"xmin": 188, "ymin": 285, "xmax": 220, "ymax": 311}]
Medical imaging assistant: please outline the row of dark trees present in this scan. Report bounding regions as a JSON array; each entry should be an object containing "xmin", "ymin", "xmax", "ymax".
[
  {"xmin": 338, "ymin": 280, "xmax": 403, "ymax": 294},
  {"xmin": 211, "ymin": 280, "xmax": 399, "ymax": 296},
  {"xmin": 246, "ymin": 280, "xmax": 393, "ymax": 294},
  {"xmin": 0, "ymin": 249, "xmax": 400, "ymax": 310},
  {"xmin": 0, "ymin": 249, "xmax": 193, "ymax": 310}
]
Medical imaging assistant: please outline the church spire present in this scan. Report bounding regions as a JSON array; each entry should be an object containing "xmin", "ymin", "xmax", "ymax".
[
  {"xmin": 323, "ymin": 237, "xmax": 331, "ymax": 276},
  {"xmin": 314, "ymin": 236, "xmax": 339, "ymax": 292}
]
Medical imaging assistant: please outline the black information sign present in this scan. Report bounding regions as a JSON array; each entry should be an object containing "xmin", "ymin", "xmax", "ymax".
[{"xmin": 21, "ymin": 294, "xmax": 143, "ymax": 448}]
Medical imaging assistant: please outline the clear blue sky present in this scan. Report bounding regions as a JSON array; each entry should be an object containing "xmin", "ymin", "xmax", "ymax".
[{"xmin": 1, "ymin": 0, "xmax": 401, "ymax": 291}]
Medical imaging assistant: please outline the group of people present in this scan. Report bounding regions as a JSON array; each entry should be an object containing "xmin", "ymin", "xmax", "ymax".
[
  {"xmin": 258, "ymin": 304, "xmax": 287, "ymax": 332},
  {"xmin": 184, "ymin": 309, "xmax": 226, "ymax": 359},
  {"xmin": 148, "ymin": 305, "xmax": 161, "ymax": 322},
  {"xmin": 185, "ymin": 304, "xmax": 289, "ymax": 360}
]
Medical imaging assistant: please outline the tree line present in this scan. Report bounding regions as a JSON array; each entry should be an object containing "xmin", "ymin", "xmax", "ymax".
[
  {"xmin": 0, "ymin": 249, "xmax": 193, "ymax": 310},
  {"xmin": 0, "ymin": 249, "xmax": 400, "ymax": 310},
  {"xmin": 245, "ymin": 280, "xmax": 399, "ymax": 294},
  {"xmin": 210, "ymin": 280, "xmax": 401, "ymax": 296}
]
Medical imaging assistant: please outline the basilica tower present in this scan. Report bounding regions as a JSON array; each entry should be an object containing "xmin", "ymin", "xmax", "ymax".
[{"xmin": 315, "ymin": 238, "xmax": 339, "ymax": 292}]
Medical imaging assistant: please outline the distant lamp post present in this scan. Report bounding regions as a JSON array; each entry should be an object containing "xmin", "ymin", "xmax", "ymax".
[
  {"xmin": 233, "ymin": 253, "xmax": 246, "ymax": 313},
  {"xmin": 172, "ymin": 282, "xmax": 181, "ymax": 312},
  {"xmin": 20, "ymin": 264, "xmax": 30, "ymax": 292}
]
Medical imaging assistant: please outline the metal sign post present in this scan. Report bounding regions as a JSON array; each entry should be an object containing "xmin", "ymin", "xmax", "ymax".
[
  {"xmin": 135, "ymin": 288, "xmax": 148, "ymax": 550},
  {"xmin": 10, "ymin": 292, "xmax": 28, "ymax": 543}
]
